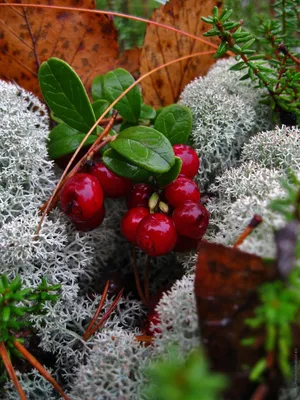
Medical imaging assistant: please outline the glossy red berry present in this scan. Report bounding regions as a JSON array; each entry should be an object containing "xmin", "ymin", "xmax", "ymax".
[
  {"xmin": 164, "ymin": 176, "xmax": 200, "ymax": 208},
  {"xmin": 136, "ymin": 213, "xmax": 177, "ymax": 256},
  {"xmin": 126, "ymin": 183, "xmax": 153, "ymax": 209},
  {"xmin": 173, "ymin": 234, "xmax": 199, "ymax": 252},
  {"xmin": 121, "ymin": 207, "xmax": 150, "ymax": 244},
  {"xmin": 73, "ymin": 205, "xmax": 105, "ymax": 232},
  {"xmin": 90, "ymin": 161, "xmax": 132, "ymax": 198},
  {"xmin": 60, "ymin": 173, "xmax": 104, "ymax": 222},
  {"xmin": 144, "ymin": 311, "xmax": 162, "ymax": 336},
  {"xmin": 172, "ymin": 200, "xmax": 209, "ymax": 239},
  {"xmin": 173, "ymin": 144, "xmax": 200, "ymax": 178}
]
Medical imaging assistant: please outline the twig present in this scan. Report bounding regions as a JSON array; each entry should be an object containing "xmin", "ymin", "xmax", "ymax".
[
  {"xmin": 83, "ymin": 288, "xmax": 124, "ymax": 341},
  {"xmin": 83, "ymin": 280, "xmax": 110, "ymax": 340},
  {"xmin": 0, "ymin": 341, "xmax": 27, "ymax": 400},
  {"xmin": 13, "ymin": 340, "xmax": 70, "ymax": 400},
  {"xmin": 234, "ymin": 214, "xmax": 263, "ymax": 248}
]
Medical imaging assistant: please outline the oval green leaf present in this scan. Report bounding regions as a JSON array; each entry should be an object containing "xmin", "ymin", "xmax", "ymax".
[
  {"xmin": 155, "ymin": 157, "xmax": 182, "ymax": 187},
  {"xmin": 103, "ymin": 68, "xmax": 141, "ymax": 123},
  {"xmin": 103, "ymin": 149, "xmax": 152, "ymax": 182},
  {"xmin": 154, "ymin": 104, "xmax": 193, "ymax": 144},
  {"xmin": 110, "ymin": 126, "xmax": 175, "ymax": 173},
  {"xmin": 140, "ymin": 103, "xmax": 156, "ymax": 120},
  {"xmin": 91, "ymin": 75, "xmax": 105, "ymax": 101},
  {"xmin": 48, "ymin": 124, "xmax": 97, "ymax": 159},
  {"xmin": 38, "ymin": 58, "xmax": 96, "ymax": 133},
  {"xmin": 92, "ymin": 99, "xmax": 110, "ymax": 119}
]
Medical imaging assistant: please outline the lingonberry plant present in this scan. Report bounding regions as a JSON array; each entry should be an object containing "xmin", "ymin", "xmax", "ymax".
[{"xmin": 36, "ymin": 57, "xmax": 210, "ymax": 258}]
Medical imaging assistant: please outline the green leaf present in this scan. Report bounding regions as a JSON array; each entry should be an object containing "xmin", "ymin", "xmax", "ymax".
[
  {"xmin": 229, "ymin": 61, "xmax": 246, "ymax": 71},
  {"xmin": 119, "ymin": 121, "xmax": 136, "ymax": 132},
  {"xmin": 219, "ymin": 9, "xmax": 233, "ymax": 22},
  {"xmin": 154, "ymin": 104, "xmax": 192, "ymax": 145},
  {"xmin": 48, "ymin": 124, "xmax": 97, "ymax": 159},
  {"xmin": 91, "ymin": 75, "xmax": 105, "ymax": 101},
  {"xmin": 103, "ymin": 149, "xmax": 152, "ymax": 182},
  {"xmin": 38, "ymin": 58, "xmax": 96, "ymax": 133},
  {"xmin": 155, "ymin": 157, "xmax": 182, "ymax": 187},
  {"xmin": 140, "ymin": 103, "xmax": 156, "ymax": 120},
  {"xmin": 103, "ymin": 68, "xmax": 142, "ymax": 123},
  {"xmin": 2, "ymin": 306, "xmax": 10, "ymax": 322},
  {"xmin": 92, "ymin": 99, "xmax": 110, "ymax": 120},
  {"xmin": 111, "ymin": 126, "xmax": 175, "ymax": 173}
]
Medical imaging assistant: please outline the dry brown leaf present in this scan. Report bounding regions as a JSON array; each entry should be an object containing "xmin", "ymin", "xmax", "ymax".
[
  {"xmin": 195, "ymin": 241, "xmax": 281, "ymax": 398},
  {"xmin": 0, "ymin": 0, "xmax": 120, "ymax": 97},
  {"xmin": 119, "ymin": 47, "xmax": 141, "ymax": 79},
  {"xmin": 140, "ymin": 0, "xmax": 220, "ymax": 108}
]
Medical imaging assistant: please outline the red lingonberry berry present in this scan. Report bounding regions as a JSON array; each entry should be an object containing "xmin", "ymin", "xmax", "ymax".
[
  {"xmin": 136, "ymin": 213, "xmax": 177, "ymax": 257},
  {"xmin": 126, "ymin": 183, "xmax": 153, "ymax": 209},
  {"xmin": 144, "ymin": 310, "xmax": 162, "ymax": 336},
  {"xmin": 173, "ymin": 144, "xmax": 200, "ymax": 178},
  {"xmin": 121, "ymin": 207, "xmax": 150, "ymax": 244},
  {"xmin": 164, "ymin": 176, "xmax": 200, "ymax": 208},
  {"xmin": 172, "ymin": 200, "xmax": 209, "ymax": 239},
  {"xmin": 173, "ymin": 234, "xmax": 199, "ymax": 252},
  {"xmin": 73, "ymin": 204, "xmax": 105, "ymax": 232},
  {"xmin": 60, "ymin": 173, "xmax": 104, "ymax": 222},
  {"xmin": 90, "ymin": 161, "xmax": 132, "ymax": 198}
]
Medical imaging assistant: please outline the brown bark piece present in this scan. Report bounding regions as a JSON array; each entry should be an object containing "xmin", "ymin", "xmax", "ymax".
[{"xmin": 139, "ymin": 0, "xmax": 220, "ymax": 108}]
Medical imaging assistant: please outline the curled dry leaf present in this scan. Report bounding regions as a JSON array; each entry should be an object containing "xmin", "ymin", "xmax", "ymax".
[
  {"xmin": 139, "ymin": 0, "xmax": 220, "ymax": 108},
  {"xmin": 0, "ymin": 0, "xmax": 120, "ymax": 97},
  {"xmin": 195, "ymin": 241, "xmax": 279, "ymax": 399}
]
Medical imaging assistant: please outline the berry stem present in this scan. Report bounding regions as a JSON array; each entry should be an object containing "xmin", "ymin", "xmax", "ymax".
[
  {"xmin": 0, "ymin": 341, "xmax": 27, "ymax": 400},
  {"xmin": 13, "ymin": 340, "xmax": 70, "ymax": 400},
  {"xmin": 131, "ymin": 246, "xmax": 148, "ymax": 306},
  {"xmin": 144, "ymin": 256, "xmax": 151, "ymax": 304},
  {"xmin": 83, "ymin": 280, "xmax": 110, "ymax": 340}
]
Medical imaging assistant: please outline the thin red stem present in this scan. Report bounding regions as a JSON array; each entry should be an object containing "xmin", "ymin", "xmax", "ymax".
[
  {"xmin": 83, "ymin": 280, "xmax": 110, "ymax": 340},
  {"xmin": 0, "ymin": 3, "xmax": 219, "ymax": 50},
  {"xmin": 0, "ymin": 341, "xmax": 27, "ymax": 400},
  {"xmin": 84, "ymin": 288, "xmax": 124, "ymax": 341},
  {"xmin": 13, "ymin": 340, "xmax": 70, "ymax": 400},
  {"xmin": 132, "ymin": 246, "xmax": 147, "ymax": 306},
  {"xmin": 144, "ymin": 256, "xmax": 151, "ymax": 304}
]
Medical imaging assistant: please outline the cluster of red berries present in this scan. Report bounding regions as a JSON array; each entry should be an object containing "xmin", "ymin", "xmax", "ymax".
[
  {"xmin": 121, "ymin": 144, "xmax": 209, "ymax": 256},
  {"xmin": 60, "ymin": 144, "xmax": 209, "ymax": 256}
]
